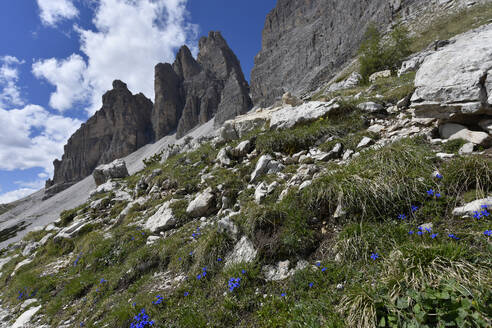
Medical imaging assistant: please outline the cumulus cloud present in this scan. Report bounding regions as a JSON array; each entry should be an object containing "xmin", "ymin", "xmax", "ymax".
[
  {"xmin": 32, "ymin": 54, "xmax": 88, "ymax": 112},
  {"xmin": 0, "ymin": 104, "xmax": 82, "ymax": 174},
  {"xmin": 0, "ymin": 188, "xmax": 40, "ymax": 204},
  {"xmin": 36, "ymin": 0, "xmax": 79, "ymax": 26},
  {"xmin": 0, "ymin": 56, "xmax": 25, "ymax": 107},
  {"xmin": 33, "ymin": 0, "xmax": 198, "ymax": 115}
]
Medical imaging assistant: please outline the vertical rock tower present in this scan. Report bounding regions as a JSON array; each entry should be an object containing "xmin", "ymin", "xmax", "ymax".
[
  {"xmin": 153, "ymin": 31, "xmax": 252, "ymax": 139},
  {"xmin": 47, "ymin": 80, "xmax": 153, "ymax": 191}
]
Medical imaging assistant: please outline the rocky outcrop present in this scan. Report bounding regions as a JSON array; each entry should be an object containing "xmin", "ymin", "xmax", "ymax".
[
  {"xmin": 92, "ymin": 159, "xmax": 130, "ymax": 186},
  {"xmin": 50, "ymin": 80, "xmax": 153, "ymax": 188},
  {"xmin": 411, "ymin": 24, "xmax": 492, "ymax": 120},
  {"xmin": 250, "ymin": 0, "xmax": 410, "ymax": 107},
  {"xmin": 153, "ymin": 31, "xmax": 252, "ymax": 139}
]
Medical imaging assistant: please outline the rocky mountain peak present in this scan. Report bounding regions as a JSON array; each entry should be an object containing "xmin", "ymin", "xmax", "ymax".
[
  {"xmin": 47, "ymin": 80, "xmax": 153, "ymax": 197},
  {"xmin": 153, "ymin": 31, "xmax": 252, "ymax": 139},
  {"xmin": 172, "ymin": 45, "xmax": 201, "ymax": 79},
  {"xmin": 112, "ymin": 79, "xmax": 129, "ymax": 90}
]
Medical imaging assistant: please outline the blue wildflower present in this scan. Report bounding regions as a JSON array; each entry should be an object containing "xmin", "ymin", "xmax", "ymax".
[
  {"xmin": 430, "ymin": 233, "xmax": 438, "ymax": 239},
  {"xmin": 370, "ymin": 253, "xmax": 379, "ymax": 260},
  {"xmin": 411, "ymin": 205, "xmax": 419, "ymax": 212},
  {"xmin": 100, "ymin": 278, "xmax": 107, "ymax": 284},
  {"xmin": 473, "ymin": 211, "xmax": 482, "ymax": 219},
  {"xmin": 217, "ymin": 258, "xmax": 222, "ymax": 262},
  {"xmin": 435, "ymin": 193, "xmax": 441, "ymax": 198},
  {"xmin": 189, "ymin": 251, "xmax": 193, "ymax": 256},
  {"xmin": 321, "ymin": 267, "xmax": 327, "ymax": 272},
  {"xmin": 481, "ymin": 209, "xmax": 490, "ymax": 217},
  {"xmin": 481, "ymin": 205, "xmax": 489, "ymax": 209},
  {"xmin": 398, "ymin": 214, "xmax": 406, "ymax": 220},
  {"xmin": 408, "ymin": 230, "xmax": 414, "ymax": 235},
  {"xmin": 184, "ymin": 291, "xmax": 189, "ymax": 296},
  {"xmin": 130, "ymin": 308, "xmax": 155, "ymax": 328},
  {"xmin": 152, "ymin": 295, "xmax": 164, "ymax": 305},
  {"xmin": 417, "ymin": 231, "xmax": 423, "ymax": 236},
  {"xmin": 315, "ymin": 261, "xmax": 321, "ymax": 267},
  {"xmin": 309, "ymin": 282, "xmax": 314, "ymax": 288},
  {"xmin": 281, "ymin": 292, "xmax": 286, "ymax": 297},
  {"xmin": 448, "ymin": 234, "xmax": 459, "ymax": 240},
  {"xmin": 241, "ymin": 269, "xmax": 246, "ymax": 274},
  {"xmin": 228, "ymin": 277, "xmax": 241, "ymax": 292},
  {"xmin": 484, "ymin": 230, "xmax": 492, "ymax": 237},
  {"xmin": 435, "ymin": 173, "xmax": 443, "ymax": 179},
  {"xmin": 424, "ymin": 227, "xmax": 432, "ymax": 233},
  {"xmin": 427, "ymin": 189, "xmax": 434, "ymax": 196}
]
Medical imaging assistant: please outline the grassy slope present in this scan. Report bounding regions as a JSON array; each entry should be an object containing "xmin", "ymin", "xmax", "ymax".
[
  {"xmin": 1, "ymin": 4, "xmax": 492, "ymax": 327},
  {"xmin": 0, "ymin": 107, "xmax": 490, "ymax": 327}
]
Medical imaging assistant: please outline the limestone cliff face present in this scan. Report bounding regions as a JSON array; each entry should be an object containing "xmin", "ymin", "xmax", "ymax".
[
  {"xmin": 153, "ymin": 31, "xmax": 252, "ymax": 139},
  {"xmin": 50, "ymin": 80, "xmax": 153, "ymax": 186},
  {"xmin": 250, "ymin": 0, "xmax": 418, "ymax": 107}
]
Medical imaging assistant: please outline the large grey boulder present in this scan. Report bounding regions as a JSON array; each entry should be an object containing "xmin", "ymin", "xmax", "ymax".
[
  {"xmin": 269, "ymin": 99, "xmax": 340, "ymax": 130},
  {"xmin": 145, "ymin": 200, "xmax": 178, "ymax": 233},
  {"xmin": 186, "ymin": 187, "xmax": 216, "ymax": 218},
  {"xmin": 411, "ymin": 24, "xmax": 492, "ymax": 119},
  {"xmin": 93, "ymin": 159, "xmax": 129, "ymax": 186},
  {"xmin": 439, "ymin": 123, "xmax": 491, "ymax": 146}
]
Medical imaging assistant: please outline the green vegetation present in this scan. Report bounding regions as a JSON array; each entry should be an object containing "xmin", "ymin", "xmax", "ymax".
[
  {"xmin": 358, "ymin": 24, "xmax": 412, "ymax": 82},
  {"xmin": 410, "ymin": 2, "xmax": 492, "ymax": 53},
  {"xmin": 0, "ymin": 107, "xmax": 491, "ymax": 328}
]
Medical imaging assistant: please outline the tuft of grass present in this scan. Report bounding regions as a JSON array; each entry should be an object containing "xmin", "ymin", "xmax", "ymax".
[
  {"xmin": 256, "ymin": 106, "xmax": 364, "ymax": 155},
  {"xmin": 303, "ymin": 137, "xmax": 437, "ymax": 222},
  {"xmin": 441, "ymin": 155, "xmax": 492, "ymax": 199}
]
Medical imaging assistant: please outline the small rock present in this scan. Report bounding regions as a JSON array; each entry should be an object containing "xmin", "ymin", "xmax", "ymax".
[
  {"xmin": 250, "ymin": 155, "xmax": 272, "ymax": 182},
  {"xmin": 367, "ymin": 124, "xmax": 384, "ymax": 134},
  {"xmin": 299, "ymin": 180, "xmax": 312, "ymax": 190},
  {"xmin": 452, "ymin": 197, "xmax": 492, "ymax": 216},
  {"xmin": 186, "ymin": 187, "xmax": 216, "ymax": 218},
  {"xmin": 282, "ymin": 92, "xmax": 302, "ymax": 106},
  {"xmin": 342, "ymin": 149, "xmax": 354, "ymax": 160},
  {"xmin": 458, "ymin": 143, "xmax": 474, "ymax": 154},
  {"xmin": 146, "ymin": 236, "xmax": 160, "ymax": 245},
  {"xmin": 418, "ymin": 222, "xmax": 433, "ymax": 231},
  {"xmin": 255, "ymin": 182, "xmax": 268, "ymax": 203},
  {"xmin": 217, "ymin": 147, "xmax": 232, "ymax": 166},
  {"xmin": 357, "ymin": 102, "xmax": 384, "ymax": 113},
  {"xmin": 369, "ymin": 70, "xmax": 391, "ymax": 82},
  {"xmin": 145, "ymin": 201, "xmax": 177, "ymax": 233},
  {"xmin": 225, "ymin": 236, "xmax": 257, "ymax": 266},
  {"xmin": 357, "ymin": 137, "xmax": 374, "ymax": 149},
  {"xmin": 436, "ymin": 152, "xmax": 454, "ymax": 159}
]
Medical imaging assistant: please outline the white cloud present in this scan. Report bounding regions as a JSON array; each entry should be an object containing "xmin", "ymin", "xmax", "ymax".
[
  {"xmin": 36, "ymin": 0, "xmax": 79, "ymax": 27},
  {"xmin": 32, "ymin": 54, "xmax": 88, "ymax": 112},
  {"xmin": 0, "ymin": 56, "xmax": 25, "ymax": 107},
  {"xmin": 33, "ymin": 0, "xmax": 198, "ymax": 115},
  {"xmin": 0, "ymin": 105, "xmax": 82, "ymax": 174},
  {"xmin": 0, "ymin": 188, "xmax": 38, "ymax": 204}
]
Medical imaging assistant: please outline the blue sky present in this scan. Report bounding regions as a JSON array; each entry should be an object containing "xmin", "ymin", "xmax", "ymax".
[{"xmin": 0, "ymin": 0, "xmax": 276, "ymax": 203}]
